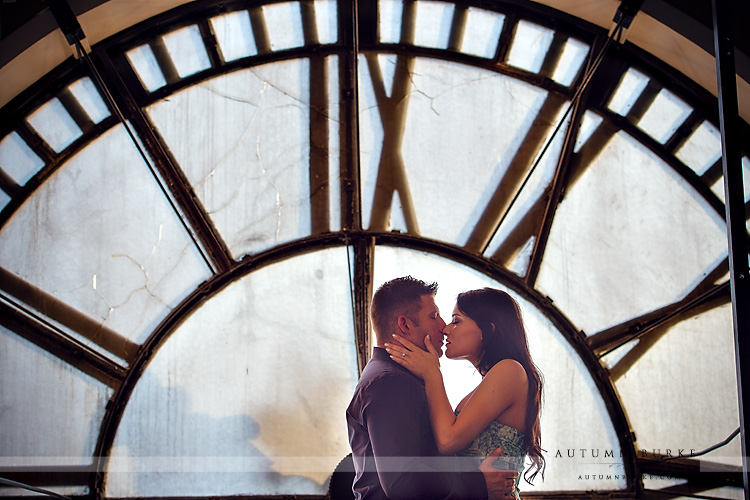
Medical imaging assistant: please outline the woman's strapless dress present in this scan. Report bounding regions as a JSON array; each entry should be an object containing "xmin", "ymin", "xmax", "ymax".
[{"xmin": 454, "ymin": 411, "xmax": 525, "ymax": 499}]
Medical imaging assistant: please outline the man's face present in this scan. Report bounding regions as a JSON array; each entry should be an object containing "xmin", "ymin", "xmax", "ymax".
[{"xmin": 405, "ymin": 294, "xmax": 446, "ymax": 357}]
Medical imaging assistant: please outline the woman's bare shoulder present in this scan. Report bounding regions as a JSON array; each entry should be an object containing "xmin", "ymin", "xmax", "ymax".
[{"xmin": 483, "ymin": 358, "xmax": 528, "ymax": 385}]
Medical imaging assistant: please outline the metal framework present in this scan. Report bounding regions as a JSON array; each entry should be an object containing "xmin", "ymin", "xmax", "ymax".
[
  {"xmin": 713, "ymin": 0, "xmax": 750, "ymax": 497},
  {"xmin": 0, "ymin": 0, "xmax": 748, "ymax": 499}
]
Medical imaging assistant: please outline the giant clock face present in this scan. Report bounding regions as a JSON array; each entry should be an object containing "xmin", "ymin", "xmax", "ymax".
[{"xmin": 0, "ymin": 1, "xmax": 745, "ymax": 498}]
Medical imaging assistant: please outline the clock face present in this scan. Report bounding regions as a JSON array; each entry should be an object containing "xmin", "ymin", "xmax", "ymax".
[{"xmin": 0, "ymin": 0, "xmax": 743, "ymax": 498}]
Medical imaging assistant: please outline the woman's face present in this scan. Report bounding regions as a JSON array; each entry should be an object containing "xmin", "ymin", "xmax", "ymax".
[{"xmin": 442, "ymin": 305, "xmax": 484, "ymax": 365}]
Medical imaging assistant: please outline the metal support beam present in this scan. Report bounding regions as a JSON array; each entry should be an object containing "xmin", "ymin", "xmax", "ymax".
[
  {"xmin": 353, "ymin": 236, "xmax": 374, "ymax": 375},
  {"xmin": 339, "ymin": 0, "xmax": 362, "ymax": 232},
  {"xmin": 0, "ymin": 299, "xmax": 126, "ymax": 388},
  {"xmin": 712, "ymin": 0, "xmax": 750, "ymax": 495},
  {"xmin": 0, "ymin": 267, "xmax": 139, "ymax": 364}
]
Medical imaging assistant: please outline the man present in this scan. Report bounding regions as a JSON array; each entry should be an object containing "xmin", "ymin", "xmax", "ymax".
[{"xmin": 346, "ymin": 276, "xmax": 518, "ymax": 499}]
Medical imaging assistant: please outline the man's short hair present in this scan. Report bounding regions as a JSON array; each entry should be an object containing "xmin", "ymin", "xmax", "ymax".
[{"xmin": 370, "ymin": 276, "xmax": 438, "ymax": 344}]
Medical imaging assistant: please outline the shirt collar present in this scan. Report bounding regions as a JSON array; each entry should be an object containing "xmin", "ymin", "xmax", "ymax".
[{"xmin": 371, "ymin": 346, "xmax": 424, "ymax": 385}]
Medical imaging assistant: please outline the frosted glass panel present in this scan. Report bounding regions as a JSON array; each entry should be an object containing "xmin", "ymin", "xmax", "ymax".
[
  {"xmin": 459, "ymin": 7, "xmax": 504, "ymax": 59},
  {"xmin": 147, "ymin": 61, "xmax": 312, "ymax": 258},
  {"xmin": 26, "ymin": 98, "xmax": 82, "ymax": 153},
  {"xmin": 413, "ymin": 1, "xmax": 454, "ymax": 49},
  {"xmin": 359, "ymin": 56, "xmax": 549, "ymax": 243},
  {"xmin": 608, "ymin": 67, "xmax": 649, "ymax": 116},
  {"xmin": 163, "ymin": 25, "xmax": 211, "ymax": 78},
  {"xmin": 0, "ymin": 131, "xmax": 44, "ymax": 185},
  {"xmin": 327, "ymin": 56, "xmax": 341, "ymax": 231},
  {"xmin": 358, "ymin": 54, "xmax": 385, "ymax": 229},
  {"xmin": 609, "ymin": 304, "xmax": 740, "ymax": 467},
  {"xmin": 0, "ymin": 189, "xmax": 9, "ymax": 210},
  {"xmin": 373, "ymin": 246, "xmax": 625, "ymax": 491},
  {"xmin": 637, "ymin": 89, "xmax": 691, "ymax": 144},
  {"xmin": 676, "ymin": 120, "xmax": 722, "ymax": 175},
  {"xmin": 68, "ymin": 77, "xmax": 110, "ymax": 124},
  {"xmin": 506, "ymin": 21, "xmax": 554, "ymax": 74},
  {"xmin": 263, "ymin": 2, "xmax": 304, "ymax": 51},
  {"xmin": 378, "ymin": 0, "xmax": 403, "ymax": 44},
  {"xmin": 0, "ymin": 125, "xmax": 211, "ymax": 344},
  {"xmin": 0, "ymin": 326, "xmax": 112, "ymax": 467},
  {"xmin": 105, "ymin": 248, "xmax": 359, "ymax": 497},
  {"xmin": 536, "ymin": 132, "xmax": 728, "ymax": 333},
  {"xmin": 210, "ymin": 10, "xmax": 258, "ymax": 62},
  {"xmin": 574, "ymin": 110, "xmax": 603, "ymax": 153},
  {"xmin": 314, "ymin": 0, "xmax": 338, "ymax": 44},
  {"xmin": 126, "ymin": 44, "xmax": 167, "ymax": 92},
  {"xmin": 379, "ymin": 57, "xmax": 548, "ymax": 244},
  {"xmin": 374, "ymin": 53, "xmax": 399, "ymax": 99},
  {"xmin": 552, "ymin": 38, "xmax": 589, "ymax": 86}
]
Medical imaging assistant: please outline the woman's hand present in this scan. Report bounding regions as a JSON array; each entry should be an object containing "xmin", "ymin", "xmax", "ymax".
[{"xmin": 385, "ymin": 334, "xmax": 441, "ymax": 380}]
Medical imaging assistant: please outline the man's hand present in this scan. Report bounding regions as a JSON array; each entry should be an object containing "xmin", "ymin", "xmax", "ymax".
[{"xmin": 480, "ymin": 448, "xmax": 519, "ymax": 499}]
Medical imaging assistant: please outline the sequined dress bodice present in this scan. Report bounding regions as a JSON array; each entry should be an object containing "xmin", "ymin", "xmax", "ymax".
[{"xmin": 455, "ymin": 412, "xmax": 525, "ymax": 498}]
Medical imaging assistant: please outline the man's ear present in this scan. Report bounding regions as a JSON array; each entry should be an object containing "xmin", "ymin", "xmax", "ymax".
[{"xmin": 397, "ymin": 315, "xmax": 410, "ymax": 334}]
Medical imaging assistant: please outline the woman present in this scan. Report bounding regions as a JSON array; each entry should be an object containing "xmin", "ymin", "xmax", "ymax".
[{"xmin": 384, "ymin": 288, "xmax": 544, "ymax": 497}]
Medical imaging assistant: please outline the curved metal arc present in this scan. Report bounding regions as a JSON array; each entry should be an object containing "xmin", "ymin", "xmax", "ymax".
[
  {"xmin": 13, "ymin": 1, "xmax": 720, "ymax": 495},
  {"xmin": 88, "ymin": 231, "xmax": 640, "ymax": 497},
  {"xmin": 88, "ymin": 233, "xmax": 350, "ymax": 497},
  {"xmin": 351, "ymin": 233, "xmax": 642, "ymax": 492}
]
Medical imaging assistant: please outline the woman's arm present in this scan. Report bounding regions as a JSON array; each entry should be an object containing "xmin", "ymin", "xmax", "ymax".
[
  {"xmin": 441, "ymin": 360, "xmax": 527, "ymax": 453},
  {"xmin": 387, "ymin": 335, "xmax": 527, "ymax": 455}
]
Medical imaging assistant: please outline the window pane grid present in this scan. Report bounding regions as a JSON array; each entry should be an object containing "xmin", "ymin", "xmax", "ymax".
[{"xmin": 0, "ymin": 1, "xmax": 746, "ymax": 497}]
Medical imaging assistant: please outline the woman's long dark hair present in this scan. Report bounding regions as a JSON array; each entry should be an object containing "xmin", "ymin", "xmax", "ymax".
[{"xmin": 455, "ymin": 288, "xmax": 545, "ymax": 484}]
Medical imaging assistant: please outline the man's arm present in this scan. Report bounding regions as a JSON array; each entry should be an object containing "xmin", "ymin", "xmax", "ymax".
[
  {"xmin": 480, "ymin": 448, "xmax": 520, "ymax": 500},
  {"xmin": 365, "ymin": 374, "xmax": 489, "ymax": 500}
]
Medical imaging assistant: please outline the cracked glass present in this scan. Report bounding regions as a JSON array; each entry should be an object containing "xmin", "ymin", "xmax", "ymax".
[
  {"xmin": 0, "ymin": 125, "xmax": 212, "ymax": 346},
  {"xmin": 105, "ymin": 248, "xmax": 358, "ymax": 497},
  {"xmin": 148, "ymin": 60, "xmax": 313, "ymax": 259},
  {"xmin": 358, "ymin": 55, "xmax": 553, "ymax": 243},
  {"xmin": 536, "ymin": 131, "xmax": 728, "ymax": 334},
  {"xmin": 0, "ymin": 0, "xmax": 745, "ymax": 497}
]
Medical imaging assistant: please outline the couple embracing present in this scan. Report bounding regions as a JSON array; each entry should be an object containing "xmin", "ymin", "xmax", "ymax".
[{"xmin": 346, "ymin": 276, "xmax": 545, "ymax": 499}]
